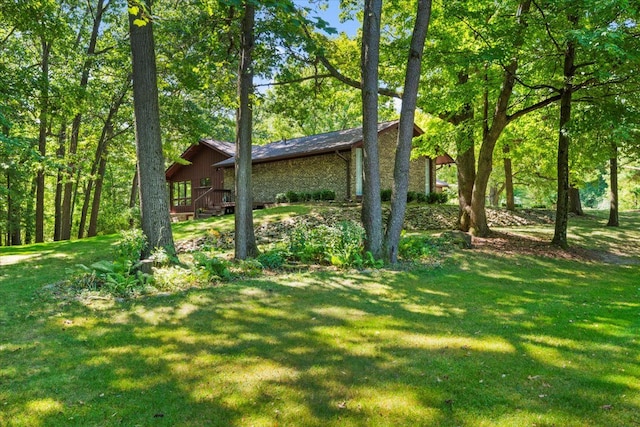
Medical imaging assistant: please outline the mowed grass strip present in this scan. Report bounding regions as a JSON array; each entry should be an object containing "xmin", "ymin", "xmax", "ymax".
[{"xmin": 0, "ymin": 207, "xmax": 639, "ymax": 426}]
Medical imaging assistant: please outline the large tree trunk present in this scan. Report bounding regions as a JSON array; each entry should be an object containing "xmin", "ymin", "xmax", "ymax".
[
  {"xmin": 607, "ymin": 140, "xmax": 619, "ymax": 227},
  {"xmin": 503, "ymin": 143, "xmax": 515, "ymax": 210},
  {"xmin": 35, "ymin": 37, "xmax": 50, "ymax": 243},
  {"xmin": 60, "ymin": 0, "xmax": 106, "ymax": 241},
  {"xmin": 129, "ymin": 2, "xmax": 175, "ymax": 259},
  {"xmin": 384, "ymin": 0, "xmax": 432, "ymax": 263},
  {"xmin": 361, "ymin": 0, "xmax": 384, "ymax": 259},
  {"xmin": 552, "ymin": 15, "xmax": 577, "ymax": 249},
  {"xmin": 234, "ymin": 1, "xmax": 258, "ymax": 260},
  {"xmin": 449, "ymin": 100, "xmax": 475, "ymax": 231}
]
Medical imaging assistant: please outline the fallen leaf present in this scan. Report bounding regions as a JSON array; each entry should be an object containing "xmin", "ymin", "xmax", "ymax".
[
  {"xmin": 337, "ymin": 401, "xmax": 347, "ymax": 409},
  {"xmin": 601, "ymin": 404, "xmax": 613, "ymax": 410}
]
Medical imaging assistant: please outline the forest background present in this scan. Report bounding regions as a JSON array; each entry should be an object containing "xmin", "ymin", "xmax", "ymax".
[{"xmin": 1, "ymin": 0, "xmax": 639, "ymax": 252}]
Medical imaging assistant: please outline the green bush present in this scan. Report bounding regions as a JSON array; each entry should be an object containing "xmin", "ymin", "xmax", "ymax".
[
  {"xmin": 426, "ymin": 191, "xmax": 448, "ymax": 204},
  {"xmin": 380, "ymin": 189, "xmax": 392, "ymax": 202},
  {"xmin": 193, "ymin": 252, "xmax": 233, "ymax": 281},
  {"xmin": 275, "ymin": 193, "xmax": 288, "ymax": 203},
  {"xmin": 285, "ymin": 191, "xmax": 300, "ymax": 203},
  {"xmin": 407, "ymin": 191, "xmax": 419, "ymax": 203},
  {"xmin": 288, "ymin": 220, "xmax": 380, "ymax": 268},
  {"xmin": 398, "ymin": 235, "xmax": 442, "ymax": 261},
  {"xmin": 257, "ymin": 248, "xmax": 289, "ymax": 269},
  {"xmin": 71, "ymin": 229, "xmax": 154, "ymax": 297}
]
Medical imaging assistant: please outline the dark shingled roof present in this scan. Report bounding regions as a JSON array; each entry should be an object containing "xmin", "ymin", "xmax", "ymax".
[
  {"xmin": 200, "ymin": 139, "xmax": 235, "ymax": 156},
  {"xmin": 214, "ymin": 120, "xmax": 406, "ymax": 167},
  {"xmin": 165, "ymin": 138, "xmax": 235, "ymax": 179}
]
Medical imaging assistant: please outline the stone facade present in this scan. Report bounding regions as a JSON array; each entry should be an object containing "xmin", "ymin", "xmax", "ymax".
[{"xmin": 223, "ymin": 127, "xmax": 434, "ymax": 202}]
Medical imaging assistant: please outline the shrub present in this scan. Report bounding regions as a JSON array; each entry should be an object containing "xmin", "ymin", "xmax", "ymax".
[
  {"xmin": 257, "ymin": 248, "xmax": 289, "ymax": 269},
  {"xmin": 398, "ymin": 235, "xmax": 442, "ymax": 261},
  {"xmin": 193, "ymin": 252, "xmax": 233, "ymax": 281},
  {"xmin": 275, "ymin": 193, "xmax": 288, "ymax": 203},
  {"xmin": 70, "ymin": 229, "xmax": 153, "ymax": 296},
  {"xmin": 319, "ymin": 189, "xmax": 336, "ymax": 201},
  {"xmin": 426, "ymin": 191, "xmax": 448, "ymax": 204},
  {"xmin": 288, "ymin": 220, "xmax": 380, "ymax": 268},
  {"xmin": 285, "ymin": 191, "xmax": 300, "ymax": 203},
  {"xmin": 407, "ymin": 191, "xmax": 419, "ymax": 203},
  {"xmin": 380, "ymin": 189, "xmax": 392, "ymax": 202}
]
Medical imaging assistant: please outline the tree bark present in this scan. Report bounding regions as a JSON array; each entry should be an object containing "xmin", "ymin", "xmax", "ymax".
[
  {"xmin": 568, "ymin": 185, "xmax": 583, "ymax": 215},
  {"xmin": 54, "ymin": 123, "xmax": 66, "ymax": 241},
  {"xmin": 87, "ymin": 146, "xmax": 108, "ymax": 237},
  {"xmin": 129, "ymin": 1, "xmax": 175, "ymax": 259},
  {"xmin": 35, "ymin": 37, "xmax": 50, "ymax": 243},
  {"xmin": 361, "ymin": 0, "xmax": 384, "ymax": 259},
  {"xmin": 384, "ymin": 0, "xmax": 432, "ymax": 263},
  {"xmin": 607, "ymin": 140, "xmax": 619, "ymax": 226},
  {"xmin": 552, "ymin": 15, "xmax": 577, "ymax": 249},
  {"xmin": 503, "ymin": 143, "xmax": 515, "ymax": 210},
  {"xmin": 60, "ymin": 0, "xmax": 106, "ymax": 241},
  {"xmin": 234, "ymin": 1, "xmax": 258, "ymax": 260}
]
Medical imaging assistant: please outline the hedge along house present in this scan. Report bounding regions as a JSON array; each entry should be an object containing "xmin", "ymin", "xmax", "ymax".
[
  {"xmin": 165, "ymin": 138, "xmax": 235, "ymax": 218},
  {"xmin": 214, "ymin": 120, "xmax": 440, "ymax": 204}
]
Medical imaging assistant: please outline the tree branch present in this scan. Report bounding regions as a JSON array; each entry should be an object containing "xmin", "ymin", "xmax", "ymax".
[
  {"xmin": 316, "ymin": 54, "xmax": 402, "ymax": 99},
  {"xmin": 254, "ymin": 73, "xmax": 332, "ymax": 88},
  {"xmin": 532, "ymin": 0, "xmax": 561, "ymax": 51},
  {"xmin": 507, "ymin": 93, "xmax": 562, "ymax": 123}
]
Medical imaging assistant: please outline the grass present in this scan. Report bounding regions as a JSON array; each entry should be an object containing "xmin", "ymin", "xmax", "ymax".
[{"xmin": 1, "ymin": 207, "xmax": 639, "ymax": 426}]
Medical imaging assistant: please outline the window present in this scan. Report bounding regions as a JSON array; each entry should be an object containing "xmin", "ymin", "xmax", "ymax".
[
  {"xmin": 199, "ymin": 177, "xmax": 211, "ymax": 187},
  {"xmin": 173, "ymin": 181, "xmax": 192, "ymax": 206},
  {"xmin": 355, "ymin": 147, "xmax": 363, "ymax": 196}
]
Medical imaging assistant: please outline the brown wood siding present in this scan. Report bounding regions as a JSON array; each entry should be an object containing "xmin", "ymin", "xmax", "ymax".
[{"xmin": 167, "ymin": 144, "xmax": 231, "ymax": 213}]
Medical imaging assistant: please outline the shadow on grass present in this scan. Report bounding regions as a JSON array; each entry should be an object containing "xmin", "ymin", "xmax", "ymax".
[{"xmin": 2, "ymin": 251, "xmax": 639, "ymax": 426}]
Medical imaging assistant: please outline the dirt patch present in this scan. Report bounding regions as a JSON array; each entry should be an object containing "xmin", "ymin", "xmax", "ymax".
[{"xmin": 471, "ymin": 230, "xmax": 639, "ymax": 265}]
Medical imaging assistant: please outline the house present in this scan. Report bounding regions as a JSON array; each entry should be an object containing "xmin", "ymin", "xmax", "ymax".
[
  {"xmin": 165, "ymin": 138, "xmax": 235, "ymax": 218},
  {"xmin": 215, "ymin": 120, "xmax": 440, "ymax": 203},
  {"xmin": 165, "ymin": 120, "xmax": 448, "ymax": 218}
]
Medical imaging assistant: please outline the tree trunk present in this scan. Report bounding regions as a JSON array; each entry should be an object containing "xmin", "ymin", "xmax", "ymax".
[
  {"xmin": 87, "ymin": 147, "xmax": 108, "ymax": 237},
  {"xmin": 79, "ymin": 81, "xmax": 128, "ymax": 238},
  {"xmin": 54, "ymin": 123, "xmax": 66, "ymax": 241},
  {"xmin": 35, "ymin": 37, "xmax": 50, "ymax": 243},
  {"xmin": 129, "ymin": 2, "xmax": 175, "ymax": 259},
  {"xmin": 503, "ymin": 143, "xmax": 515, "ymax": 210},
  {"xmin": 127, "ymin": 169, "xmax": 138, "ymax": 229},
  {"xmin": 468, "ymin": 0, "xmax": 531, "ymax": 237},
  {"xmin": 60, "ymin": 0, "xmax": 106, "ymax": 241},
  {"xmin": 25, "ymin": 177, "xmax": 36, "ymax": 244},
  {"xmin": 607, "ymin": 140, "xmax": 619, "ymax": 226},
  {"xmin": 361, "ymin": 0, "xmax": 384, "ymax": 259},
  {"xmin": 449, "ymin": 100, "xmax": 475, "ymax": 231},
  {"xmin": 384, "ymin": 0, "xmax": 432, "ymax": 263},
  {"xmin": 234, "ymin": 1, "xmax": 258, "ymax": 260},
  {"xmin": 552, "ymin": 15, "xmax": 577, "ymax": 249},
  {"xmin": 568, "ymin": 185, "xmax": 583, "ymax": 215}
]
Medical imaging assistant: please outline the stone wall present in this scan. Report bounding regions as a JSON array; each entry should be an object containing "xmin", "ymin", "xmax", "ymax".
[{"xmin": 223, "ymin": 151, "xmax": 349, "ymax": 202}]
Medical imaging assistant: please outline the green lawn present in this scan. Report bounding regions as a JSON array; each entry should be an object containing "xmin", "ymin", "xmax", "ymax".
[{"xmin": 1, "ymin": 208, "xmax": 639, "ymax": 426}]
